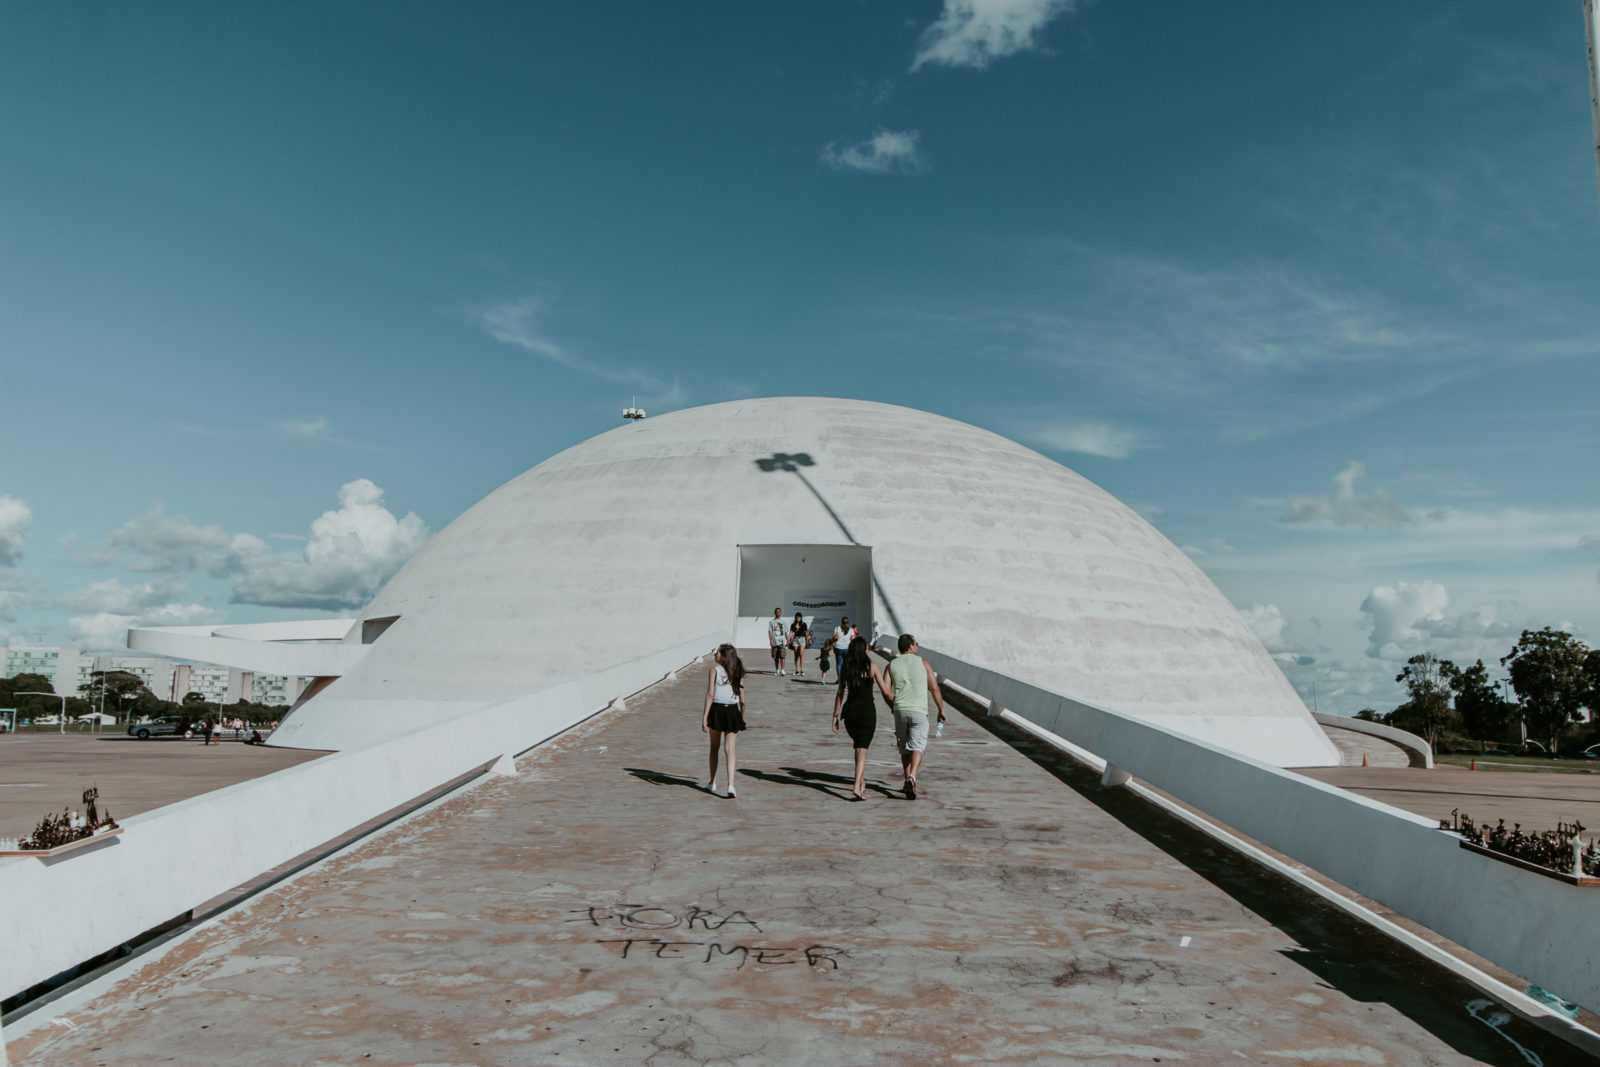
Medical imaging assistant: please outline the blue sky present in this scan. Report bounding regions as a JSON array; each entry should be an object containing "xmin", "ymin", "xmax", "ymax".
[{"xmin": 2, "ymin": 0, "xmax": 1597, "ymax": 712}]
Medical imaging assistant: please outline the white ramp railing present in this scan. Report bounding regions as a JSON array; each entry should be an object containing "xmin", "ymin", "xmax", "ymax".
[
  {"xmin": 0, "ymin": 631, "xmax": 720, "ymax": 1005},
  {"xmin": 907, "ymin": 642, "xmax": 1600, "ymax": 1014}
]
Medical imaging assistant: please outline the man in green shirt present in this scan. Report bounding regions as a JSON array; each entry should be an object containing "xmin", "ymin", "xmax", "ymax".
[{"xmin": 887, "ymin": 633, "xmax": 945, "ymax": 800}]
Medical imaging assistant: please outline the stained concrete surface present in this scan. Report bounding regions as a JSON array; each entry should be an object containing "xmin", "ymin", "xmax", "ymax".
[
  {"xmin": 1301, "ymin": 764, "xmax": 1600, "ymax": 831},
  {"xmin": 0, "ymin": 733, "xmax": 324, "ymax": 838},
  {"xmin": 8, "ymin": 661, "xmax": 1583, "ymax": 1065}
]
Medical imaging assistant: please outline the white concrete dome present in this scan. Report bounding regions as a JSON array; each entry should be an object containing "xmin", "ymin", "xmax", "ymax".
[{"xmin": 269, "ymin": 398, "xmax": 1336, "ymax": 766}]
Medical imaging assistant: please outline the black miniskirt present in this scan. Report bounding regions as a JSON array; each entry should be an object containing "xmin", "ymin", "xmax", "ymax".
[{"xmin": 707, "ymin": 702, "xmax": 746, "ymax": 733}]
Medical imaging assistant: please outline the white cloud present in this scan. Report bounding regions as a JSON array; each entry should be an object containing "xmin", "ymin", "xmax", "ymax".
[
  {"xmin": 1241, "ymin": 603, "xmax": 1289, "ymax": 652},
  {"xmin": 1022, "ymin": 419, "xmax": 1148, "ymax": 459},
  {"xmin": 65, "ymin": 577, "xmax": 193, "ymax": 615},
  {"xmin": 1358, "ymin": 580, "xmax": 1520, "ymax": 664},
  {"xmin": 0, "ymin": 588, "xmax": 23, "ymax": 621},
  {"xmin": 1283, "ymin": 462, "xmax": 1413, "ymax": 528},
  {"xmin": 472, "ymin": 296, "xmax": 688, "ymax": 411},
  {"xmin": 278, "ymin": 416, "xmax": 330, "ymax": 439},
  {"xmin": 230, "ymin": 479, "xmax": 428, "ymax": 610},
  {"xmin": 109, "ymin": 509, "xmax": 268, "ymax": 576},
  {"xmin": 1359, "ymin": 580, "xmax": 1450, "ymax": 659},
  {"xmin": 911, "ymin": 0, "xmax": 1078, "ymax": 71},
  {"xmin": 0, "ymin": 495, "xmax": 31, "ymax": 566},
  {"xmin": 821, "ymin": 129, "xmax": 923, "ymax": 174},
  {"xmin": 69, "ymin": 602, "xmax": 218, "ymax": 649},
  {"xmin": 102, "ymin": 480, "xmax": 429, "ymax": 614}
]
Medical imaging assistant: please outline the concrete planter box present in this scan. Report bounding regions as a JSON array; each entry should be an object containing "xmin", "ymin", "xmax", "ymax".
[
  {"xmin": 1455, "ymin": 837, "xmax": 1600, "ymax": 888},
  {"xmin": 0, "ymin": 827, "xmax": 123, "ymax": 861}
]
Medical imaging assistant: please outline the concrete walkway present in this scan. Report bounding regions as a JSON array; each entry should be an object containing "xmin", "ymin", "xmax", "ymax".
[{"xmin": 8, "ymin": 658, "xmax": 1578, "ymax": 1065}]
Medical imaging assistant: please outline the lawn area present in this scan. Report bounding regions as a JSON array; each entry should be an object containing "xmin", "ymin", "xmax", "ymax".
[{"xmin": 1437, "ymin": 752, "xmax": 1600, "ymax": 774}]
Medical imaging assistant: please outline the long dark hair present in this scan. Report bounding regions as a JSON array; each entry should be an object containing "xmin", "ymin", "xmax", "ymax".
[
  {"xmin": 717, "ymin": 643, "xmax": 745, "ymax": 695},
  {"xmin": 843, "ymin": 636, "xmax": 871, "ymax": 691}
]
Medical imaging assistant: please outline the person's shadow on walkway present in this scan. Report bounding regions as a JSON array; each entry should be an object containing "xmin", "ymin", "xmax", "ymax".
[
  {"xmin": 625, "ymin": 768, "xmax": 709, "ymax": 793},
  {"xmin": 780, "ymin": 766, "xmax": 901, "ymax": 800},
  {"xmin": 739, "ymin": 767, "xmax": 901, "ymax": 801}
]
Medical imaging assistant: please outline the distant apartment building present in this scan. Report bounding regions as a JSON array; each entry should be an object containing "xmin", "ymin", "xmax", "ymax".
[
  {"xmin": 73, "ymin": 656, "xmax": 176, "ymax": 704},
  {"xmin": 252, "ymin": 672, "xmax": 307, "ymax": 706},
  {"xmin": 7, "ymin": 645, "xmax": 92, "ymax": 697},
  {"xmin": 5, "ymin": 645, "xmax": 306, "ymax": 709}
]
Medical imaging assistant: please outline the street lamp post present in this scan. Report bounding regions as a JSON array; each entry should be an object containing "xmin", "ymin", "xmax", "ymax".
[{"xmin": 16, "ymin": 692, "xmax": 67, "ymax": 734}]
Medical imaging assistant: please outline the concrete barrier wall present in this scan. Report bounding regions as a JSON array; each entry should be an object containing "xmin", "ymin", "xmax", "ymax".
[
  {"xmin": 914, "ymin": 644, "xmax": 1600, "ymax": 1011},
  {"xmin": 0, "ymin": 632, "xmax": 720, "ymax": 1003},
  {"xmin": 1312, "ymin": 711, "xmax": 1434, "ymax": 768}
]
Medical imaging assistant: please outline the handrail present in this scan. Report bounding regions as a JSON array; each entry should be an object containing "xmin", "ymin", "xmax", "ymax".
[
  {"xmin": 902, "ymin": 640, "xmax": 1600, "ymax": 1015},
  {"xmin": 0, "ymin": 630, "xmax": 722, "ymax": 1007}
]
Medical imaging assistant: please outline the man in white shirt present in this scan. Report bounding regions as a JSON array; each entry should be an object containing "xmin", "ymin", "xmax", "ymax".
[
  {"xmin": 822, "ymin": 615, "xmax": 854, "ymax": 682},
  {"xmin": 768, "ymin": 607, "xmax": 788, "ymax": 675}
]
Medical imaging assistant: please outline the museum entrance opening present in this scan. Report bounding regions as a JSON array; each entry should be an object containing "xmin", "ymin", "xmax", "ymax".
[{"xmin": 734, "ymin": 544, "xmax": 873, "ymax": 649}]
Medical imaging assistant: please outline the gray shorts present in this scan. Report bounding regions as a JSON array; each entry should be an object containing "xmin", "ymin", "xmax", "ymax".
[{"xmin": 894, "ymin": 712, "xmax": 929, "ymax": 753}]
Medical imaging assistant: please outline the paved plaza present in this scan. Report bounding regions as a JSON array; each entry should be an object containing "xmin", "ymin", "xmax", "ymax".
[
  {"xmin": 0, "ymin": 733, "xmax": 323, "ymax": 838},
  {"xmin": 7, "ymin": 659, "xmax": 1581, "ymax": 1065},
  {"xmin": 1302, "ymin": 763, "xmax": 1600, "ymax": 832}
]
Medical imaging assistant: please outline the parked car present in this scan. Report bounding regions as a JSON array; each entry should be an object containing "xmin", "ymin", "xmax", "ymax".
[
  {"xmin": 128, "ymin": 716, "xmax": 184, "ymax": 740},
  {"xmin": 1584, "ymin": 744, "xmax": 1600, "ymax": 761}
]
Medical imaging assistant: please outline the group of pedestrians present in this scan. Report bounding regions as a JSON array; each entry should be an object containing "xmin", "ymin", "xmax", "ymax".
[
  {"xmin": 764, "ymin": 606, "xmax": 863, "ymax": 684},
  {"xmin": 702, "ymin": 624, "xmax": 946, "ymax": 802}
]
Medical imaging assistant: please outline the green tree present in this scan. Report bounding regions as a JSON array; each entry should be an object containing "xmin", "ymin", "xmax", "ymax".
[
  {"xmin": 1354, "ymin": 708, "xmax": 1383, "ymax": 722},
  {"xmin": 1501, "ymin": 628, "xmax": 1591, "ymax": 754},
  {"xmin": 1443, "ymin": 659, "xmax": 1514, "ymax": 741},
  {"xmin": 1, "ymin": 672, "xmax": 54, "ymax": 706},
  {"xmin": 1394, "ymin": 653, "xmax": 1455, "ymax": 748},
  {"xmin": 79, "ymin": 670, "xmax": 152, "ymax": 720},
  {"xmin": 1580, "ymin": 647, "xmax": 1600, "ymax": 738},
  {"xmin": 181, "ymin": 691, "xmax": 209, "ymax": 707}
]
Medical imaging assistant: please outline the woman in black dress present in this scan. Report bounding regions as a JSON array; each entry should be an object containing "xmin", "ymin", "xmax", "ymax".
[
  {"xmin": 831, "ymin": 636, "xmax": 894, "ymax": 800},
  {"xmin": 702, "ymin": 643, "xmax": 746, "ymax": 798}
]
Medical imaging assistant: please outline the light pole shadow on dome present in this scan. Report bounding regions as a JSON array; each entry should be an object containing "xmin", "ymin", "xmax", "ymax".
[{"xmin": 754, "ymin": 451, "xmax": 904, "ymax": 634}]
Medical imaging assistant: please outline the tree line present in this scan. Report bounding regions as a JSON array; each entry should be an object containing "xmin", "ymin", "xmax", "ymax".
[
  {"xmin": 0, "ymin": 669, "xmax": 290, "ymax": 726},
  {"xmin": 1355, "ymin": 627, "xmax": 1600, "ymax": 754}
]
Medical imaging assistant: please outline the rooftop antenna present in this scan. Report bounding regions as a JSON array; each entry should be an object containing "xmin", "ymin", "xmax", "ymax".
[{"xmin": 622, "ymin": 395, "xmax": 647, "ymax": 422}]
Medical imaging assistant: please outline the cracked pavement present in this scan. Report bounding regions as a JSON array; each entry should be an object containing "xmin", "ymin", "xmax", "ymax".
[{"xmin": 7, "ymin": 656, "xmax": 1578, "ymax": 1065}]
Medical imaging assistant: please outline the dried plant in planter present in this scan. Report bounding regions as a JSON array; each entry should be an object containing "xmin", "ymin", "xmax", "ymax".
[
  {"xmin": 17, "ymin": 785, "xmax": 119, "ymax": 851},
  {"xmin": 1441, "ymin": 809, "xmax": 1598, "ymax": 877}
]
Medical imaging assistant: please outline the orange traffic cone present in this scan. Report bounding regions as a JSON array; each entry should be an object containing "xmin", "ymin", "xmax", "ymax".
[{"xmin": 1362, "ymin": 752, "xmax": 1369, "ymax": 767}]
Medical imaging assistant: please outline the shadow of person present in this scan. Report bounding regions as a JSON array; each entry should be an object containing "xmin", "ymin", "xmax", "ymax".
[
  {"xmin": 625, "ymin": 768, "xmax": 709, "ymax": 792},
  {"xmin": 782, "ymin": 765, "xmax": 899, "ymax": 799},
  {"xmin": 738, "ymin": 768, "xmax": 854, "ymax": 802}
]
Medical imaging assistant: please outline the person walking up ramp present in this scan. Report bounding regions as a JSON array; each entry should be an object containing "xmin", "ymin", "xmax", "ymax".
[{"xmin": 887, "ymin": 633, "xmax": 945, "ymax": 800}]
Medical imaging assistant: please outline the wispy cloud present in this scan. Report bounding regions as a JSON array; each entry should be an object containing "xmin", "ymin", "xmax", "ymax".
[
  {"xmin": 277, "ymin": 415, "xmax": 331, "ymax": 439},
  {"xmin": 471, "ymin": 296, "xmax": 689, "ymax": 411},
  {"xmin": 1020, "ymin": 418, "xmax": 1149, "ymax": 459},
  {"xmin": 821, "ymin": 129, "xmax": 922, "ymax": 174},
  {"xmin": 911, "ymin": 0, "xmax": 1079, "ymax": 71},
  {"xmin": 1282, "ymin": 462, "xmax": 1414, "ymax": 529},
  {"xmin": 910, "ymin": 237, "xmax": 1525, "ymax": 443}
]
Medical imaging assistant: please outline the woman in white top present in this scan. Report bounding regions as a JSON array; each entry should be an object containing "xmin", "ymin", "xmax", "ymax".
[{"xmin": 701, "ymin": 643, "xmax": 747, "ymax": 798}]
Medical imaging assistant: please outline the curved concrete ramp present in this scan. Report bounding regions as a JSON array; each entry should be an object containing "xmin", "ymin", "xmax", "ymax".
[
  {"xmin": 7, "ymin": 661, "xmax": 1577, "ymax": 1065},
  {"xmin": 1314, "ymin": 713, "xmax": 1433, "ymax": 769},
  {"xmin": 1323, "ymin": 725, "xmax": 1412, "ymax": 768}
]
